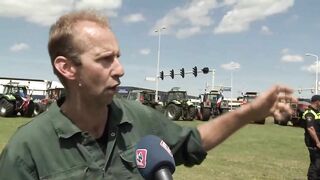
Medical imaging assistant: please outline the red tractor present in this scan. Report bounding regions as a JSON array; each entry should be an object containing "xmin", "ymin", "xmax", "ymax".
[
  {"xmin": 241, "ymin": 92, "xmax": 266, "ymax": 124},
  {"xmin": 0, "ymin": 84, "xmax": 38, "ymax": 117},
  {"xmin": 38, "ymin": 87, "xmax": 65, "ymax": 112},
  {"xmin": 198, "ymin": 90, "xmax": 224, "ymax": 121},
  {"xmin": 274, "ymin": 98, "xmax": 310, "ymax": 126}
]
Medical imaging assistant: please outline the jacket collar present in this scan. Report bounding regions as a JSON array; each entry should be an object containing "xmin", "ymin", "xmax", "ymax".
[{"xmin": 49, "ymin": 98, "xmax": 132, "ymax": 139}]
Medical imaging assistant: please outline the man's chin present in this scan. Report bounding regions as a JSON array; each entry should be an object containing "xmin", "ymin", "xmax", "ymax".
[{"xmin": 104, "ymin": 93, "xmax": 115, "ymax": 105}]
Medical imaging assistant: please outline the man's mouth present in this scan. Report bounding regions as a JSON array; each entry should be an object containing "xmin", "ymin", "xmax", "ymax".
[{"xmin": 109, "ymin": 83, "xmax": 120, "ymax": 91}]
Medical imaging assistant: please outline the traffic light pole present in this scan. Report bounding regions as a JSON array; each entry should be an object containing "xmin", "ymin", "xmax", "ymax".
[{"xmin": 159, "ymin": 67, "xmax": 213, "ymax": 79}]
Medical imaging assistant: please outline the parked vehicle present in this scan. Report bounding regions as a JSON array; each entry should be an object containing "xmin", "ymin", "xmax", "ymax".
[
  {"xmin": 0, "ymin": 83, "xmax": 39, "ymax": 117},
  {"xmin": 127, "ymin": 89, "xmax": 163, "ymax": 111},
  {"xmin": 38, "ymin": 87, "xmax": 65, "ymax": 112},
  {"xmin": 198, "ymin": 90, "xmax": 223, "ymax": 121},
  {"xmin": 241, "ymin": 92, "xmax": 266, "ymax": 124},
  {"xmin": 163, "ymin": 88, "xmax": 197, "ymax": 121},
  {"xmin": 274, "ymin": 98, "xmax": 310, "ymax": 126}
]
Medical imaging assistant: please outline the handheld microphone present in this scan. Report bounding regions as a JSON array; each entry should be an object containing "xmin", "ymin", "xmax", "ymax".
[{"xmin": 135, "ymin": 135, "xmax": 176, "ymax": 180}]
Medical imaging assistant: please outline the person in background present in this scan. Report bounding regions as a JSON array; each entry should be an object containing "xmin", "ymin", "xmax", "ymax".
[
  {"xmin": 302, "ymin": 95, "xmax": 320, "ymax": 180},
  {"xmin": 0, "ymin": 9, "xmax": 296, "ymax": 179}
]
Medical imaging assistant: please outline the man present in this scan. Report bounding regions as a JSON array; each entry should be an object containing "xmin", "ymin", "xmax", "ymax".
[
  {"xmin": 0, "ymin": 10, "xmax": 295, "ymax": 179},
  {"xmin": 302, "ymin": 95, "xmax": 320, "ymax": 179}
]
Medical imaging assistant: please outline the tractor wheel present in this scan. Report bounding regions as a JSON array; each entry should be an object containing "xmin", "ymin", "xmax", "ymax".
[
  {"xmin": 201, "ymin": 107, "xmax": 211, "ymax": 121},
  {"xmin": 278, "ymin": 120, "xmax": 288, "ymax": 126},
  {"xmin": 23, "ymin": 101, "xmax": 35, "ymax": 117},
  {"xmin": 166, "ymin": 104, "xmax": 182, "ymax": 120},
  {"xmin": 0, "ymin": 98, "xmax": 15, "ymax": 117},
  {"xmin": 290, "ymin": 118, "xmax": 300, "ymax": 126},
  {"xmin": 32, "ymin": 103, "xmax": 42, "ymax": 117},
  {"xmin": 155, "ymin": 104, "xmax": 164, "ymax": 113},
  {"xmin": 185, "ymin": 106, "xmax": 196, "ymax": 121}
]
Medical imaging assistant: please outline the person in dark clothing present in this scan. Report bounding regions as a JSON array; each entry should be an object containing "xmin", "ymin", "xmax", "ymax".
[{"xmin": 302, "ymin": 95, "xmax": 320, "ymax": 180}]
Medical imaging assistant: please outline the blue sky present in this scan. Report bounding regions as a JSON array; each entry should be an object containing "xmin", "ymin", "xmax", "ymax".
[{"xmin": 0, "ymin": 0, "xmax": 319, "ymax": 97}]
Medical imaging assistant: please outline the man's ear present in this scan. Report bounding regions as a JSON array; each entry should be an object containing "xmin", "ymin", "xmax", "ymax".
[{"xmin": 54, "ymin": 56, "xmax": 77, "ymax": 80}]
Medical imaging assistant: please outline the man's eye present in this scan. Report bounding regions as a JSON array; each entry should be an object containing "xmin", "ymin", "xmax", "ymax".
[{"xmin": 100, "ymin": 56, "xmax": 112, "ymax": 61}]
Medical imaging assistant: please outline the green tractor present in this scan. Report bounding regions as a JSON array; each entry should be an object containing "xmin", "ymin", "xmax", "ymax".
[
  {"xmin": 0, "ymin": 84, "xmax": 39, "ymax": 117},
  {"xmin": 163, "ymin": 88, "xmax": 197, "ymax": 121}
]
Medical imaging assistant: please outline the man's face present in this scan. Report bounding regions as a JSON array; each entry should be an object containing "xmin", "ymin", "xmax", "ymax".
[
  {"xmin": 73, "ymin": 21, "xmax": 124, "ymax": 104},
  {"xmin": 316, "ymin": 101, "xmax": 320, "ymax": 109}
]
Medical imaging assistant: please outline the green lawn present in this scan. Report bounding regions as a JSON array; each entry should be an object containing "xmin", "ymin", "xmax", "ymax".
[
  {"xmin": 174, "ymin": 119, "xmax": 309, "ymax": 179},
  {"xmin": 0, "ymin": 117, "xmax": 32, "ymax": 151},
  {"xmin": 0, "ymin": 117, "xmax": 309, "ymax": 179}
]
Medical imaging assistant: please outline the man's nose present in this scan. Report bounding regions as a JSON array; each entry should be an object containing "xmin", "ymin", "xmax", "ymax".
[{"xmin": 112, "ymin": 57, "xmax": 125, "ymax": 77}]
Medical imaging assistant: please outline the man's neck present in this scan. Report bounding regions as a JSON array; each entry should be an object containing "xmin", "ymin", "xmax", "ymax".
[{"xmin": 61, "ymin": 97, "xmax": 109, "ymax": 138}]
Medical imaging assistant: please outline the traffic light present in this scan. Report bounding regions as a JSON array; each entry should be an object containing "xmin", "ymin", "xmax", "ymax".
[
  {"xmin": 180, "ymin": 68, "xmax": 185, "ymax": 78},
  {"xmin": 192, "ymin": 66, "xmax": 197, "ymax": 77},
  {"xmin": 159, "ymin": 71, "xmax": 164, "ymax": 80},
  {"xmin": 202, "ymin": 67, "xmax": 209, "ymax": 74},
  {"xmin": 170, "ymin": 69, "xmax": 174, "ymax": 79}
]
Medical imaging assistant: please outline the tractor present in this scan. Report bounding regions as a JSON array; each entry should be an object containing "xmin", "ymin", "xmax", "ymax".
[
  {"xmin": 0, "ymin": 84, "xmax": 39, "ymax": 117},
  {"xmin": 163, "ymin": 88, "xmax": 197, "ymax": 121},
  {"xmin": 241, "ymin": 92, "xmax": 266, "ymax": 124},
  {"xmin": 38, "ymin": 87, "xmax": 65, "ymax": 112},
  {"xmin": 127, "ymin": 89, "xmax": 163, "ymax": 112},
  {"xmin": 274, "ymin": 98, "xmax": 310, "ymax": 126},
  {"xmin": 198, "ymin": 90, "xmax": 224, "ymax": 121}
]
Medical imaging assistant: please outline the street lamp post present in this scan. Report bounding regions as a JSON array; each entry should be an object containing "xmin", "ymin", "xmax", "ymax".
[
  {"xmin": 230, "ymin": 65, "xmax": 239, "ymax": 111},
  {"xmin": 211, "ymin": 69, "xmax": 215, "ymax": 91},
  {"xmin": 230, "ymin": 70, "xmax": 234, "ymax": 111},
  {"xmin": 155, "ymin": 27, "xmax": 166, "ymax": 102},
  {"xmin": 306, "ymin": 53, "xmax": 319, "ymax": 95}
]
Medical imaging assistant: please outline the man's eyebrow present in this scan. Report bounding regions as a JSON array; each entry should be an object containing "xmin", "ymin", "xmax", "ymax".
[
  {"xmin": 95, "ymin": 50, "xmax": 121, "ymax": 60},
  {"xmin": 95, "ymin": 51, "xmax": 113, "ymax": 58}
]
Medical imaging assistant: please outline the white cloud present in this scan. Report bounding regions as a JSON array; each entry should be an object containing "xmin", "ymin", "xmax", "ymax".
[
  {"xmin": 75, "ymin": 0, "xmax": 121, "ymax": 10},
  {"xmin": 176, "ymin": 27, "xmax": 201, "ymax": 39},
  {"xmin": 221, "ymin": 61, "xmax": 241, "ymax": 70},
  {"xmin": 151, "ymin": 0, "xmax": 294, "ymax": 38},
  {"xmin": 0, "ymin": 0, "xmax": 122, "ymax": 26},
  {"xmin": 303, "ymin": 54, "xmax": 320, "ymax": 73},
  {"xmin": 123, "ymin": 13, "xmax": 145, "ymax": 23},
  {"xmin": 151, "ymin": 0, "xmax": 218, "ymax": 38},
  {"xmin": 281, "ymin": 54, "xmax": 303, "ymax": 62},
  {"xmin": 222, "ymin": 0, "xmax": 237, "ymax": 6},
  {"xmin": 214, "ymin": 0, "xmax": 294, "ymax": 34},
  {"xmin": 280, "ymin": 48, "xmax": 303, "ymax": 63},
  {"xmin": 139, "ymin": 48, "xmax": 150, "ymax": 55},
  {"xmin": 10, "ymin": 43, "xmax": 30, "ymax": 52},
  {"xmin": 281, "ymin": 48, "xmax": 290, "ymax": 54},
  {"xmin": 260, "ymin": 25, "xmax": 273, "ymax": 35},
  {"xmin": 301, "ymin": 63, "xmax": 319, "ymax": 74}
]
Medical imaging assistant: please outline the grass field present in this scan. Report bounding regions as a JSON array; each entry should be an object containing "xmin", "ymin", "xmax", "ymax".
[{"xmin": 0, "ymin": 117, "xmax": 309, "ymax": 179}]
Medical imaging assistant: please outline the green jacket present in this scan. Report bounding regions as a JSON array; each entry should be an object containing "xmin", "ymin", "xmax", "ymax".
[{"xmin": 0, "ymin": 98, "xmax": 206, "ymax": 180}]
